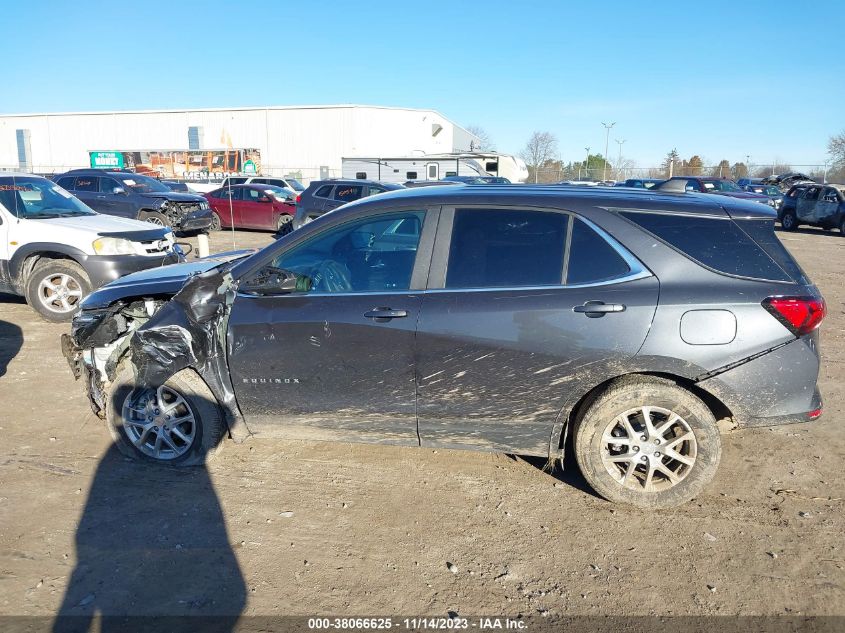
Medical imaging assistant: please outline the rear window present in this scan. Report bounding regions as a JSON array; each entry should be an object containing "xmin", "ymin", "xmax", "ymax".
[
  {"xmin": 314, "ymin": 185, "xmax": 333, "ymax": 198},
  {"xmin": 620, "ymin": 211, "xmax": 794, "ymax": 282},
  {"xmin": 566, "ymin": 218, "xmax": 631, "ymax": 284}
]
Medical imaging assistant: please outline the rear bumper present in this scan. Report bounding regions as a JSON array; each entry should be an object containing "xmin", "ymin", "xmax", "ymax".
[
  {"xmin": 697, "ymin": 335, "xmax": 822, "ymax": 428},
  {"xmin": 84, "ymin": 252, "xmax": 184, "ymax": 289}
]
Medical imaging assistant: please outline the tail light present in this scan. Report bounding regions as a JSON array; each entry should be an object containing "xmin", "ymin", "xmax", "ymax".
[
  {"xmin": 762, "ymin": 296, "xmax": 826, "ymax": 336},
  {"xmin": 295, "ymin": 194, "xmax": 301, "ymax": 204}
]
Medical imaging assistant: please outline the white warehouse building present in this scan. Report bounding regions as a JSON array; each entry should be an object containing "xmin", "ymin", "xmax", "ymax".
[{"xmin": 0, "ymin": 104, "xmax": 481, "ymax": 182}]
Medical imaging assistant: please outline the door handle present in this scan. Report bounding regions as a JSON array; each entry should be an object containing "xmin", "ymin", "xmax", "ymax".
[
  {"xmin": 364, "ymin": 307, "xmax": 408, "ymax": 320},
  {"xmin": 573, "ymin": 301, "xmax": 626, "ymax": 317}
]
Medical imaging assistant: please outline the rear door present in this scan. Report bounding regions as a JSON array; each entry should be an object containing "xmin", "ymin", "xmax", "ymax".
[
  {"xmin": 816, "ymin": 187, "xmax": 840, "ymax": 224},
  {"xmin": 415, "ymin": 206, "xmax": 659, "ymax": 456},
  {"xmin": 72, "ymin": 176, "xmax": 101, "ymax": 211}
]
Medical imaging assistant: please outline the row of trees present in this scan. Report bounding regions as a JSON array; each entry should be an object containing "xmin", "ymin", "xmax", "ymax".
[{"xmin": 467, "ymin": 126, "xmax": 845, "ymax": 183}]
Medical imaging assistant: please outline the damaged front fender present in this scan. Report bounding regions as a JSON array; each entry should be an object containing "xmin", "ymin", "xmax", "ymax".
[{"xmin": 128, "ymin": 268, "xmax": 251, "ymax": 442}]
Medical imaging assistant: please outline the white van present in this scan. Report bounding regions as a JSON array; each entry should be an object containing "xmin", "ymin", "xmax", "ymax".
[{"xmin": 0, "ymin": 173, "xmax": 184, "ymax": 321}]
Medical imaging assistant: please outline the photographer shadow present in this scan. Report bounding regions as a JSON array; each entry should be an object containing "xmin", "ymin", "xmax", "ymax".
[{"xmin": 53, "ymin": 394, "xmax": 246, "ymax": 633}]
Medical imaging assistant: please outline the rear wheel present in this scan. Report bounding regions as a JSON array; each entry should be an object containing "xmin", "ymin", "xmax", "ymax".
[
  {"xmin": 106, "ymin": 364, "xmax": 226, "ymax": 466},
  {"xmin": 25, "ymin": 259, "xmax": 91, "ymax": 322},
  {"xmin": 574, "ymin": 376, "xmax": 721, "ymax": 508},
  {"xmin": 781, "ymin": 211, "xmax": 798, "ymax": 231},
  {"xmin": 839, "ymin": 216, "xmax": 845, "ymax": 235},
  {"xmin": 276, "ymin": 214, "xmax": 294, "ymax": 236},
  {"xmin": 209, "ymin": 211, "xmax": 222, "ymax": 232},
  {"xmin": 139, "ymin": 210, "xmax": 171, "ymax": 227}
]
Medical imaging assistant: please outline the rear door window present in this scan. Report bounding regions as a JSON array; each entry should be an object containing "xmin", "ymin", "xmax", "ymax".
[
  {"xmin": 445, "ymin": 209, "xmax": 568, "ymax": 289},
  {"xmin": 333, "ymin": 185, "xmax": 364, "ymax": 203},
  {"xmin": 73, "ymin": 176, "xmax": 98, "ymax": 192},
  {"xmin": 620, "ymin": 211, "xmax": 792, "ymax": 282},
  {"xmin": 566, "ymin": 218, "xmax": 631, "ymax": 284}
]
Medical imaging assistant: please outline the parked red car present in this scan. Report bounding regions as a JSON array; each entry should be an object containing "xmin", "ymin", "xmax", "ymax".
[{"xmin": 204, "ymin": 184, "xmax": 296, "ymax": 234}]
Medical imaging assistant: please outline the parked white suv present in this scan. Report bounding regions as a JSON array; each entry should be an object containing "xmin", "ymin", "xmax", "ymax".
[
  {"xmin": 0, "ymin": 174, "xmax": 184, "ymax": 321},
  {"xmin": 221, "ymin": 175, "xmax": 305, "ymax": 196}
]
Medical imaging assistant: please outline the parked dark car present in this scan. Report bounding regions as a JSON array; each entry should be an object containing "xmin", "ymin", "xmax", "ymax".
[
  {"xmin": 403, "ymin": 180, "xmax": 464, "ymax": 188},
  {"xmin": 441, "ymin": 175, "xmax": 488, "ymax": 184},
  {"xmin": 63, "ymin": 186, "xmax": 825, "ymax": 508},
  {"xmin": 779, "ymin": 183, "xmax": 845, "ymax": 233},
  {"xmin": 614, "ymin": 178, "xmax": 663, "ymax": 189},
  {"xmin": 221, "ymin": 175, "xmax": 305, "ymax": 194},
  {"xmin": 477, "ymin": 176, "xmax": 511, "ymax": 184},
  {"xmin": 655, "ymin": 177, "xmax": 775, "ymax": 207},
  {"xmin": 54, "ymin": 169, "xmax": 213, "ymax": 233},
  {"xmin": 292, "ymin": 179, "xmax": 404, "ymax": 229},
  {"xmin": 204, "ymin": 184, "xmax": 296, "ymax": 234},
  {"xmin": 162, "ymin": 180, "xmax": 191, "ymax": 193},
  {"xmin": 742, "ymin": 184, "xmax": 784, "ymax": 210}
]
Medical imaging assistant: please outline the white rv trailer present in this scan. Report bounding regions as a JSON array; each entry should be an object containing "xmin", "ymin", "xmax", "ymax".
[{"xmin": 341, "ymin": 152, "xmax": 528, "ymax": 184}]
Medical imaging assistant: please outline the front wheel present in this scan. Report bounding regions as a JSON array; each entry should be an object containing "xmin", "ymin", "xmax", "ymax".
[
  {"xmin": 25, "ymin": 259, "xmax": 92, "ymax": 322},
  {"xmin": 781, "ymin": 211, "xmax": 798, "ymax": 231},
  {"xmin": 106, "ymin": 364, "xmax": 226, "ymax": 466},
  {"xmin": 574, "ymin": 376, "xmax": 721, "ymax": 508},
  {"xmin": 139, "ymin": 210, "xmax": 171, "ymax": 227}
]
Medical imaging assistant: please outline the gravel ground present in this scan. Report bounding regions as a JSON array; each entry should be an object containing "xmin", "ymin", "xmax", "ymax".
[{"xmin": 0, "ymin": 226, "xmax": 842, "ymax": 622}]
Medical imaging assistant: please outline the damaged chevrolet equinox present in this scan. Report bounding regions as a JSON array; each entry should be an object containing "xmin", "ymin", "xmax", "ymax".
[{"xmin": 62, "ymin": 186, "xmax": 825, "ymax": 508}]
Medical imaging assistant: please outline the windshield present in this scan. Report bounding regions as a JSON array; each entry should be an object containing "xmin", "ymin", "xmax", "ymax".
[
  {"xmin": 261, "ymin": 185, "xmax": 295, "ymax": 201},
  {"xmin": 0, "ymin": 176, "xmax": 96, "ymax": 219},
  {"xmin": 118, "ymin": 174, "xmax": 171, "ymax": 193},
  {"xmin": 703, "ymin": 180, "xmax": 742, "ymax": 192}
]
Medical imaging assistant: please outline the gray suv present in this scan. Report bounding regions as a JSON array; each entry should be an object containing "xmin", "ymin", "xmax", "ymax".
[
  {"xmin": 62, "ymin": 186, "xmax": 824, "ymax": 508},
  {"xmin": 293, "ymin": 179, "xmax": 404, "ymax": 229}
]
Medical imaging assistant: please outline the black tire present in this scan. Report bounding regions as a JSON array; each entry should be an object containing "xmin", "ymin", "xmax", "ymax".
[
  {"xmin": 839, "ymin": 216, "xmax": 845, "ymax": 235},
  {"xmin": 25, "ymin": 259, "xmax": 92, "ymax": 323},
  {"xmin": 276, "ymin": 214, "xmax": 294, "ymax": 235},
  {"xmin": 573, "ymin": 376, "xmax": 721, "ymax": 508},
  {"xmin": 139, "ymin": 210, "xmax": 171, "ymax": 227},
  {"xmin": 781, "ymin": 211, "xmax": 798, "ymax": 231},
  {"xmin": 209, "ymin": 211, "xmax": 222, "ymax": 232},
  {"xmin": 106, "ymin": 364, "xmax": 226, "ymax": 466}
]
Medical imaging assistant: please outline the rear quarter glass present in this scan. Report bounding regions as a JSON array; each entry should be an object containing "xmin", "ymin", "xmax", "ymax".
[{"xmin": 619, "ymin": 211, "xmax": 796, "ymax": 283}]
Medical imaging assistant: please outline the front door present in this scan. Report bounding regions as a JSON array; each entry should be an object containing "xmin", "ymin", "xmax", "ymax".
[
  {"xmin": 227, "ymin": 207, "xmax": 435, "ymax": 445},
  {"xmin": 239, "ymin": 187, "xmax": 272, "ymax": 229},
  {"xmin": 98, "ymin": 176, "xmax": 136, "ymax": 219},
  {"xmin": 797, "ymin": 186, "xmax": 821, "ymax": 222},
  {"xmin": 415, "ymin": 207, "xmax": 658, "ymax": 456}
]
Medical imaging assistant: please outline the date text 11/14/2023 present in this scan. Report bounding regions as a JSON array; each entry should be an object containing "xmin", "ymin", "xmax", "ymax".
[{"xmin": 307, "ymin": 618, "xmax": 528, "ymax": 630}]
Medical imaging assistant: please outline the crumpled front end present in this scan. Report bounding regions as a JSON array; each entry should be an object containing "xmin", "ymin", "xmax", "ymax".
[{"xmin": 62, "ymin": 268, "xmax": 250, "ymax": 441}]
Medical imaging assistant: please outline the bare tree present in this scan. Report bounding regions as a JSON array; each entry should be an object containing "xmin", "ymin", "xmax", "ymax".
[
  {"xmin": 466, "ymin": 125, "xmax": 495, "ymax": 152},
  {"xmin": 829, "ymin": 131, "xmax": 845, "ymax": 167},
  {"xmin": 520, "ymin": 131, "xmax": 559, "ymax": 183}
]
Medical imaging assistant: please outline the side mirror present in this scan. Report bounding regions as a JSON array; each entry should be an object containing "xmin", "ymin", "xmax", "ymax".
[
  {"xmin": 113, "ymin": 186, "xmax": 126, "ymax": 195},
  {"xmin": 259, "ymin": 196, "xmax": 272, "ymax": 203},
  {"xmin": 241, "ymin": 266, "xmax": 311, "ymax": 296}
]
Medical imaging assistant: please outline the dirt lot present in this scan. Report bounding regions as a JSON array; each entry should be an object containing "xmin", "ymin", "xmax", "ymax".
[{"xmin": 0, "ymin": 226, "xmax": 843, "ymax": 622}]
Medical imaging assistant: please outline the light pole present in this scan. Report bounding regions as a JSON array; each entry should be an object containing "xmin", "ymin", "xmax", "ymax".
[
  {"xmin": 823, "ymin": 160, "xmax": 830, "ymax": 184},
  {"xmin": 615, "ymin": 139, "xmax": 626, "ymax": 180},
  {"xmin": 746, "ymin": 154, "xmax": 751, "ymax": 179},
  {"xmin": 583, "ymin": 146, "xmax": 590, "ymax": 180},
  {"xmin": 601, "ymin": 122, "xmax": 615, "ymax": 181}
]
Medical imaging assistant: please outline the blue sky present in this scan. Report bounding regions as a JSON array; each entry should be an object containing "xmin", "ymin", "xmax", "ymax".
[{"xmin": 3, "ymin": 0, "xmax": 842, "ymax": 168}]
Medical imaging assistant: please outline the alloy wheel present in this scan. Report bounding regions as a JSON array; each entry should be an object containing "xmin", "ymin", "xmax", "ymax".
[
  {"xmin": 600, "ymin": 406, "xmax": 697, "ymax": 492},
  {"xmin": 122, "ymin": 385, "xmax": 197, "ymax": 460},
  {"xmin": 37, "ymin": 273, "xmax": 83, "ymax": 314}
]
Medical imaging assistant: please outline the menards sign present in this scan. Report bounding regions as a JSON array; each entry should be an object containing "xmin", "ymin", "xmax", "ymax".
[{"xmin": 88, "ymin": 149, "xmax": 261, "ymax": 179}]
